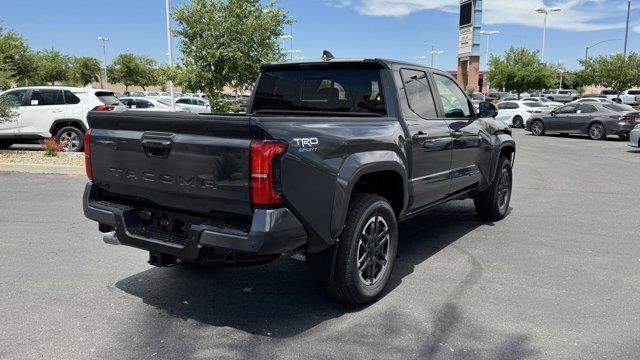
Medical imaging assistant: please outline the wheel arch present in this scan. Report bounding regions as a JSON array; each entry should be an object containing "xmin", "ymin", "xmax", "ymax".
[
  {"xmin": 330, "ymin": 151, "xmax": 408, "ymax": 242},
  {"xmin": 49, "ymin": 119, "xmax": 87, "ymax": 137}
]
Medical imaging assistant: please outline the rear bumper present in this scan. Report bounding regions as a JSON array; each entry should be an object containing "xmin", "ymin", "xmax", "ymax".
[
  {"xmin": 82, "ymin": 183, "xmax": 307, "ymax": 260},
  {"xmin": 629, "ymin": 129, "xmax": 640, "ymax": 147}
]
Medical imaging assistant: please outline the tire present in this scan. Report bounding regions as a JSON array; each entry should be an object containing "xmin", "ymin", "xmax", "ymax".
[
  {"xmin": 512, "ymin": 115, "xmax": 524, "ymax": 128},
  {"xmin": 588, "ymin": 122, "xmax": 606, "ymax": 140},
  {"xmin": 55, "ymin": 126, "xmax": 84, "ymax": 152},
  {"xmin": 326, "ymin": 193, "xmax": 398, "ymax": 305},
  {"xmin": 618, "ymin": 132, "xmax": 630, "ymax": 141},
  {"xmin": 474, "ymin": 156, "xmax": 513, "ymax": 221},
  {"xmin": 548, "ymin": 97, "xmax": 555, "ymax": 102},
  {"xmin": 530, "ymin": 120, "xmax": 545, "ymax": 136},
  {"xmin": 0, "ymin": 140, "xmax": 14, "ymax": 149}
]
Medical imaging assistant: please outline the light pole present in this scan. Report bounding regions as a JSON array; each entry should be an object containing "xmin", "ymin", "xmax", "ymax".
[
  {"xmin": 479, "ymin": 30, "xmax": 500, "ymax": 70},
  {"xmin": 288, "ymin": 49, "xmax": 301, "ymax": 61},
  {"xmin": 557, "ymin": 59, "xmax": 566, "ymax": 89},
  {"xmin": 585, "ymin": 39, "xmax": 622, "ymax": 60},
  {"xmin": 534, "ymin": 5, "xmax": 561, "ymax": 63},
  {"xmin": 430, "ymin": 50, "xmax": 444, "ymax": 68},
  {"xmin": 279, "ymin": 34, "xmax": 292, "ymax": 57},
  {"xmin": 97, "ymin": 36, "xmax": 109, "ymax": 88},
  {"xmin": 165, "ymin": 0, "xmax": 175, "ymax": 111},
  {"xmin": 623, "ymin": 0, "xmax": 631, "ymax": 58}
]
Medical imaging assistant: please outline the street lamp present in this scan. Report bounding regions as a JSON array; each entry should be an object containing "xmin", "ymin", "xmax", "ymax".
[
  {"xmin": 430, "ymin": 50, "xmax": 444, "ymax": 68},
  {"xmin": 557, "ymin": 59, "xmax": 567, "ymax": 89},
  {"xmin": 479, "ymin": 30, "xmax": 500, "ymax": 70},
  {"xmin": 97, "ymin": 36, "xmax": 109, "ymax": 88},
  {"xmin": 288, "ymin": 49, "xmax": 301, "ymax": 61},
  {"xmin": 534, "ymin": 5, "xmax": 561, "ymax": 63},
  {"xmin": 623, "ymin": 0, "xmax": 631, "ymax": 58},
  {"xmin": 165, "ymin": 0, "xmax": 176, "ymax": 111},
  {"xmin": 584, "ymin": 39, "xmax": 622, "ymax": 60}
]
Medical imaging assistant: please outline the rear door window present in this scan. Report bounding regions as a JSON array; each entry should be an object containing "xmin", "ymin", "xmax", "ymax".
[
  {"xmin": 63, "ymin": 90, "xmax": 81, "ymax": 104},
  {"xmin": 578, "ymin": 104, "xmax": 598, "ymax": 113},
  {"xmin": 557, "ymin": 104, "xmax": 578, "ymax": 114},
  {"xmin": 253, "ymin": 67, "xmax": 386, "ymax": 115},
  {"xmin": 400, "ymin": 69, "xmax": 437, "ymax": 119},
  {"xmin": 29, "ymin": 89, "xmax": 64, "ymax": 106}
]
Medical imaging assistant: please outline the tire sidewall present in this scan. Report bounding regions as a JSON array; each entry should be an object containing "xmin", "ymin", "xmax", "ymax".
[
  {"xmin": 513, "ymin": 116, "xmax": 523, "ymax": 128},
  {"xmin": 588, "ymin": 122, "xmax": 606, "ymax": 140},
  {"xmin": 55, "ymin": 126, "xmax": 84, "ymax": 152},
  {"xmin": 343, "ymin": 197, "xmax": 398, "ymax": 301},
  {"xmin": 531, "ymin": 120, "xmax": 544, "ymax": 136},
  {"xmin": 492, "ymin": 158, "xmax": 513, "ymax": 218}
]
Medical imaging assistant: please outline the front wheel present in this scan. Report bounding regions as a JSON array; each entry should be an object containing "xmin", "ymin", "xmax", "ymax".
[
  {"xmin": 474, "ymin": 156, "xmax": 513, "ymax": 221},
  {"xmin": 588, "ymin": 123, "xmax": 606, "ymax": 140},
  {"xmin": 530, "ymin": 120, "xmax": 545, "ymax": 136},
  {"xmin": 326, "ymin": 193, "xmax": 398, "ymax": 305}
]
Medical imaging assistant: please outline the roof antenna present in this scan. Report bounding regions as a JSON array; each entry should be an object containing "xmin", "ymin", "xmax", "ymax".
[{"xmin": 322, "ymin": 50, "xmax": 335, "ymax": 61}]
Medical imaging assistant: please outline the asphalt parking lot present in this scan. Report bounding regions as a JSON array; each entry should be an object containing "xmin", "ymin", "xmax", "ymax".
[{"xmin": 1, "ymin": 130, "xmax": 639, "ymax": 360}]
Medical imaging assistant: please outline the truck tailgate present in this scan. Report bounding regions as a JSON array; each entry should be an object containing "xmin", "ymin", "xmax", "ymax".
[{"xmin": 88, "ymin": 111, "xmax": 253, "ymax": 216}]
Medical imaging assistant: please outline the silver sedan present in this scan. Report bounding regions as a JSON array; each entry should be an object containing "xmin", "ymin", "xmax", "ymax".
[{"xmin": 629, "ymin": 126, "xmax": 640, "ymax": 148}]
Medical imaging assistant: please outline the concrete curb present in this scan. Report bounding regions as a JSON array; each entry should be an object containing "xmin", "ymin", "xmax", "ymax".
[{"xmin": 0, "ymin": 163, "xmax": 84, "ymax": 176}]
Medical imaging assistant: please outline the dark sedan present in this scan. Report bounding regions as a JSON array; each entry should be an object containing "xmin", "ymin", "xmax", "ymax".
[{"xmin": 525, "ymin": 102, "xmax": 640, "ymax": 140}]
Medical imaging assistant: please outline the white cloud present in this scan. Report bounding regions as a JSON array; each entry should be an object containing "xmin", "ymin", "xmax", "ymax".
[{"xmin": 324, "ymin": 0, "xmax": 632, "ymax": 32}]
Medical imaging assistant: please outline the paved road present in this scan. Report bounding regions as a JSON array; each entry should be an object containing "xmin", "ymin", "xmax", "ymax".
[{"xmin": 1, "ymin": 130, "xmax": 639, "ymax": 359}]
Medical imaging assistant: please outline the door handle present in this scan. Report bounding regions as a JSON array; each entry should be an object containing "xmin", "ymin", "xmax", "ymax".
[
  {"xmin": 412, "ymin": 131, "xmax": 429, "ymax": 141},
  {"xmin": 450, "ymin": 131, "xmax": 464, "ymax": 139},
  {"xmin": 52, "ymin": 109, "xmax": 64, "ymax": 113}
]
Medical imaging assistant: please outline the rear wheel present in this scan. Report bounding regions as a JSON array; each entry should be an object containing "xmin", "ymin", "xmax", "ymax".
[
  {"xmin": 588, "ymin": 122, "xmax": 606, "ymax": 140},
  {"xmin": 512, "ymin": 115, "xmax": 524, "ymax": 128},
  {"xmin": 326, "ymin": 193, "xmax": 398, "ymax": 305},
  {"xmin": 530, "ymin": 120, "xmax": 545, "ymax": 136},
  {"xmin": 55, "ymin": 126, "xmax": 84, "ymax": 152},
  {"xmin": 618, "ymin": 132, "xmax": 630, "ymax": 140},
  {"xmin": 474, "ymin": 156, "xmax": 512, "ymax": 221}
]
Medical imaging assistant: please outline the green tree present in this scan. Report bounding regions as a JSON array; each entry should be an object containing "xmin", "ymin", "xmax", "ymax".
[
  {"xmin": 488, "ymin": 47, "xmax": 557, "ymax": 96},
  {"xmin": 0, "ymin": 24, "xmax": 37, "ymax": 85},
  {"xmin": 576, "ymin": 53, "xmax": 640, "ymax": 96},
  {"xmin": 173, "ymin": 0, "xmax": 291, "ymax": 110},
  {"xmin": 70, "ymin": 56, "xmax": 102, "ymax": 86},
  {"xmin": 35, "ymin": 49, "xmax": 71, "ymax": 85},
  {"xmin": 109, "ymin": 53, "xmax": 158, "ymax": 91},
  {"xmin": 0, "ymin": 63, "xmax": 15, "ymax": 121}
]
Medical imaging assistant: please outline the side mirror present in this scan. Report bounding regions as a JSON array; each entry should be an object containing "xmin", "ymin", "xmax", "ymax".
[{"xmin": 478, "ymin": 101, "xmax": 498, "ymax": 118}]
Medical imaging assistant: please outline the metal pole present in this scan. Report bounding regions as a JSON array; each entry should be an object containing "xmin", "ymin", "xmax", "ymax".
[
  {"xmin": 584, "ymin": 47, "xmax": 589, "ymax": 62},
  {"xmin": 559, "ymin": 71, "xmax": 563, "ymax": 89},
  {"xmin": 623, "ymin": 0, "xmax": 631, "ymax": 58},
  {"xmin": 485, "ymin": 35, "xmax": 491, "ymax": 70},
  {"xmin": 165, "ymin": 0, "xmax": 175, "ymax": 111},
  {"xmin": 541, "ymin": 13, "xmax": 547, "ymax": 62},
  {"xmin": 431, "ymin": 45, "xmax": 434, "ymax": 66}
]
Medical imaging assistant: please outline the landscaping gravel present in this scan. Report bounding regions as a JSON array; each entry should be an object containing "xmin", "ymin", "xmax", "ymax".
[{"xmin": 0, "ymin": 150, "xmax": 84, "ymax": 167}]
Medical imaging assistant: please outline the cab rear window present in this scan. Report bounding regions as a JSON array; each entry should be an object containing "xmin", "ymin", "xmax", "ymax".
[{"xmin": 253, "ymin": 67, "xmax": 386, "ymax": 115}]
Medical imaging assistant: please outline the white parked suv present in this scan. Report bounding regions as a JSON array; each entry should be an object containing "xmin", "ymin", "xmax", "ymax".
[
  {"xmin": 0, "ymin": 86, "xmax": 123, "ymax": 151},
  {"xmin": 495, "ymin": 100, "xmax": 553, "ymax": 128}
]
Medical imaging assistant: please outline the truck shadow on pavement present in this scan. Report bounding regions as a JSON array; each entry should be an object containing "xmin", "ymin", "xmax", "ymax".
[{"xmin": 115, "ymin": 201, "xmax": 528, "ymax": 353}]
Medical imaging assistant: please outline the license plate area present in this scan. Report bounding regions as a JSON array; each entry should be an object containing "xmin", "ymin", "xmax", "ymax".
[{"xmin": 125, "ymin": 209, "xmax": 192, "ymax": 246}]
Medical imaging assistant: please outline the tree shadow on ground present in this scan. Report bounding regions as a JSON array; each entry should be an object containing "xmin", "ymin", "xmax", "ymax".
[{"xmin": 115, "ymin": 201, "xmax": 499, "ymax": 339}]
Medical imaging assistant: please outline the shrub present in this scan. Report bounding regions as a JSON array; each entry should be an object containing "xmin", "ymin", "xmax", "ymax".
[{"xmin": 41, "ymin": 138, "xmax": 66, "ymax": 157}]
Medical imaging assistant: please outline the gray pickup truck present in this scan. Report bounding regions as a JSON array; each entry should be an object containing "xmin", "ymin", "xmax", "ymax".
[{"xmin": 83, "ymin": 59, "xmax": 515, "ymax": 304}]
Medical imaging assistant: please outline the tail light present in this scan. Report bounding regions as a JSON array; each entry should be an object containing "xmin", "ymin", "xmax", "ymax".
[
  {"xmin": 250, "ymin": 140, "xmax": 287, "ymax": 206},
  {"xmin": 84, "ymin": 129, "xmax": 92, "ymax": 180},
  {"xmin": 91, "ymin": 105, "xmax": 116, "ymax": 111},
  {"xmin": 619, "ymin": 115, "xmax": 634, "ymax": 123}
]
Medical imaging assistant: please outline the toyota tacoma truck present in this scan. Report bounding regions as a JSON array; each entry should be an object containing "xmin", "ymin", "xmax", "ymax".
[{"xmin": 83, "ymin": 59, "xmax": 515, "ymax": 304}]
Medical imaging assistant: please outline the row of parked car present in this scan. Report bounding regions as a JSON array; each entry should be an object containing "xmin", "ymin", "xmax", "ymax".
[{"xmin": 0, "ymin": 85, "xmax": 251, "ymax": 152}]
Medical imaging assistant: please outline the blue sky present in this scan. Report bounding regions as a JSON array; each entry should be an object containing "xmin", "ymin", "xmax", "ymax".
[{"xmin": 0, "ymin": 0, "xmax": 637, "ymax": 71}]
